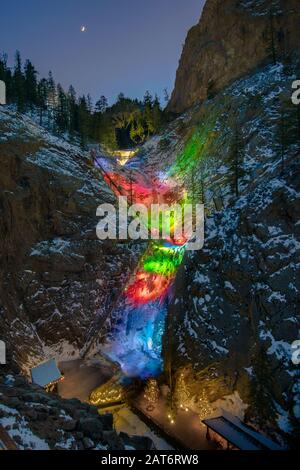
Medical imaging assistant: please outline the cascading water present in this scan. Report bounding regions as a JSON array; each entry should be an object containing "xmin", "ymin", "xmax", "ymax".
[
  {"xmin": 95, "ymin": 156, "xmax": 188, "ymax": 378},
  {"xmin": 103, "ymin": 298, "xmax": 168, "ymax": 378},
  {"xmin": 94, "ymin": 122, "xmax": 213, "ymax": 379}
]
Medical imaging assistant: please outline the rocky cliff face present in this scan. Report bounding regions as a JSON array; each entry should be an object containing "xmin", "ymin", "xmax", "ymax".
[
  {"xmin": 0, "ymin": 108, "xmax": 139, "ymax": 373},
  {"xmin": 163, "ymin": 1, "xmax": 300, "ymax": 441},
  {"xmin": 168, "ymin": 0, "xmax": 300, "ymax": 114},
  {"xmin": 143, "ymin": 60, "xmax": 300, "ymax": 445},
  {"xmin": 0, "ymin": 368, "xmax": 153, "ymax": 450}
]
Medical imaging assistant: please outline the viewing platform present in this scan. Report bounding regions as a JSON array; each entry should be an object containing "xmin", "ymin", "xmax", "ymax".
[{"xmin": 130, "ymin": 394, "xmax": 216, "ymax": 450}]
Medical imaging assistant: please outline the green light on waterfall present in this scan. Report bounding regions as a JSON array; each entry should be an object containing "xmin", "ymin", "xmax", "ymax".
[
  {"xmin": 168, "ymin": 119, "xmax": 217, "ymax": 179},
  {"xmin": 143, "ymin": 249, "xmax": 184, "ymax": 276}
]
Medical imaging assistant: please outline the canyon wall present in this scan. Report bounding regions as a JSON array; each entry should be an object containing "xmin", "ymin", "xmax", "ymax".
[
  {"xmin": 144, "ymin": 60, "xmax": 300, "ymax": 444},
  {"xmin": 168, "ymin": 0, "xmax": 300, "ymax": 114},
  {"xmin": 0, "ymin": 108, "xmax": 139, "ymax": 372}
]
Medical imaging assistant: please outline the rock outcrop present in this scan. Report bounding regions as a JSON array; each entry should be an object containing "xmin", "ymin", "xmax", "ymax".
[
  {"xmin": 168, "ymin": 0, "xmax": 300, "ymax": 114},
  {"xmin": 143, "ymin": 60, "xmax": 300, "ymax": 445},
  {"xmin": 0, "ymin": 108, "xmax": 139, "ymax": 373},
  {"xmin": 0, "ymin": 368, "xmax": 153, "ymax": 450}
]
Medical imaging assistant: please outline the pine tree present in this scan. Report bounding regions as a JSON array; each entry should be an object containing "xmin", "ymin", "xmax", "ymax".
[
  {"xmin": 117, "ymin": 92, "xmax": 125, "ymax": 103},
  {"xmin": 55, "ymin": 84, "xmax": 69, "ymax": 134},
  {"xmin": 166, "ymin": 388, "xmax": 176, "ymax": 424},
  {"xmin": 68, "ymin": 85, "xmax": 78, "ymax": 139},
  {"xmin": 95, "ymin": 95, "xmax": 108, "ymax": 113},
  {"xmin": 143, "ymin": 90, "xmax": 154, "ymax": 136},
  {"xmin": 78, "ymin": 95, "xmax": 89, "ymax": 148},
  {"xmin": 0, "ymin": 51, "xmax": 164, "ymax": 152},
  {"xmin": 197, "ymin": 388, "xmax": 213, "ymax": 420},
  {"xmin": 100, "ymin": 116, "xmax": 118, "ymax": 151},
  {"xmin": 163, "ymin": 88, "xmax": 170, "ymax": 105},
  {"xmin": 250, "ymin": 346, "xmax": 277, "ymax": 427},
  {"xmin": 46, "ymin": 71, "xmax": 56, "ymax": 129},
  {"xmin": 37, "ymin": 78, "xmax": 48, "ymax": 125},
  {"xmin": 174, "ymin": 372, "xmax": 190, "ymax": 410},
  {"xmin": 86, "ymin": 93, "xmax": 93, "ymax": 114},
  {"xmin": 279, "ymin": 104, "xmax": 287, "ymax": 175},
  {"xmin": 24, "ymin": 59, "xmax": 38, "ymax": 109},
  {"xmin": 277, "ymin": 96, "xmax": 298, "ymax": 173},
  {"xmin": 227, "ymin": 122, "xmax": 244, "ymax": 197},
  {"xmin": 152, "ymin": 95, "xmax": 163, "ymax": 133},
  {"xmin": 267, "ymin": 1, "xmax": 282, "ymax": 65},
  {"xmin": 13, "ymin": 51, "xmax": 25, "ymax": 112},
  {"xmin": 143, "ymin": 378, "xmax": 160, "ymax": 411}
]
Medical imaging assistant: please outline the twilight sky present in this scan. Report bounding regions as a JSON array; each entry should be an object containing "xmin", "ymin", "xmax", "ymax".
[{"xmin": 0, "ymin": 0, "xmax": 205, "ymax": 105}]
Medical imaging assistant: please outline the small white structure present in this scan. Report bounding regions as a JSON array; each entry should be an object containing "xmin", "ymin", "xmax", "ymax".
[
  {"xmin": 31, "ymin": 358, "xmax": 62, "ymax": 389},
  {"xmin": 0, "ymin": 80, "xmax": 6, "ymax": 105}
]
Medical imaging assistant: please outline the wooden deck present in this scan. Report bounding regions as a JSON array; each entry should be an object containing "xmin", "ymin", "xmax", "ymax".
[{"xmin": 131, "ymin": 395, "xmax": 216, "ymax": 451}]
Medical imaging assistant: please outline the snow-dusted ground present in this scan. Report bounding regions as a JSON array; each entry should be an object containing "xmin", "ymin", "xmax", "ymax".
[
  {"xmin": 112, "ymin": 406, "xmax": 174, "ymax": 450},
  {"xmin": 0, "ymin": 403, "xmax": 49, "ymax": 450}
]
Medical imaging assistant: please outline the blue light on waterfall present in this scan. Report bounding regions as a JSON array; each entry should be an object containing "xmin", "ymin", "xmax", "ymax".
[{"xmin": 104, "ymin": 298, "xmax": 168, "ymax": 379}]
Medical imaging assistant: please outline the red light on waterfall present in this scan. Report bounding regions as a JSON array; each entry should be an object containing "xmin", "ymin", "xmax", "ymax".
[
  {"xmin": 126, "ymin": 271, "xmax": 172, "ymax": 304},
  {"xmin": 166, "ymin": 235, "xmax": 188, "ymax": 246},
  {"xmin": 103, "ymin": 172, "xmax": 157, "ymax": 205},
  {"xmin": 102, "ymin": 170, "xmax": 186, "ymax": 208}
]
